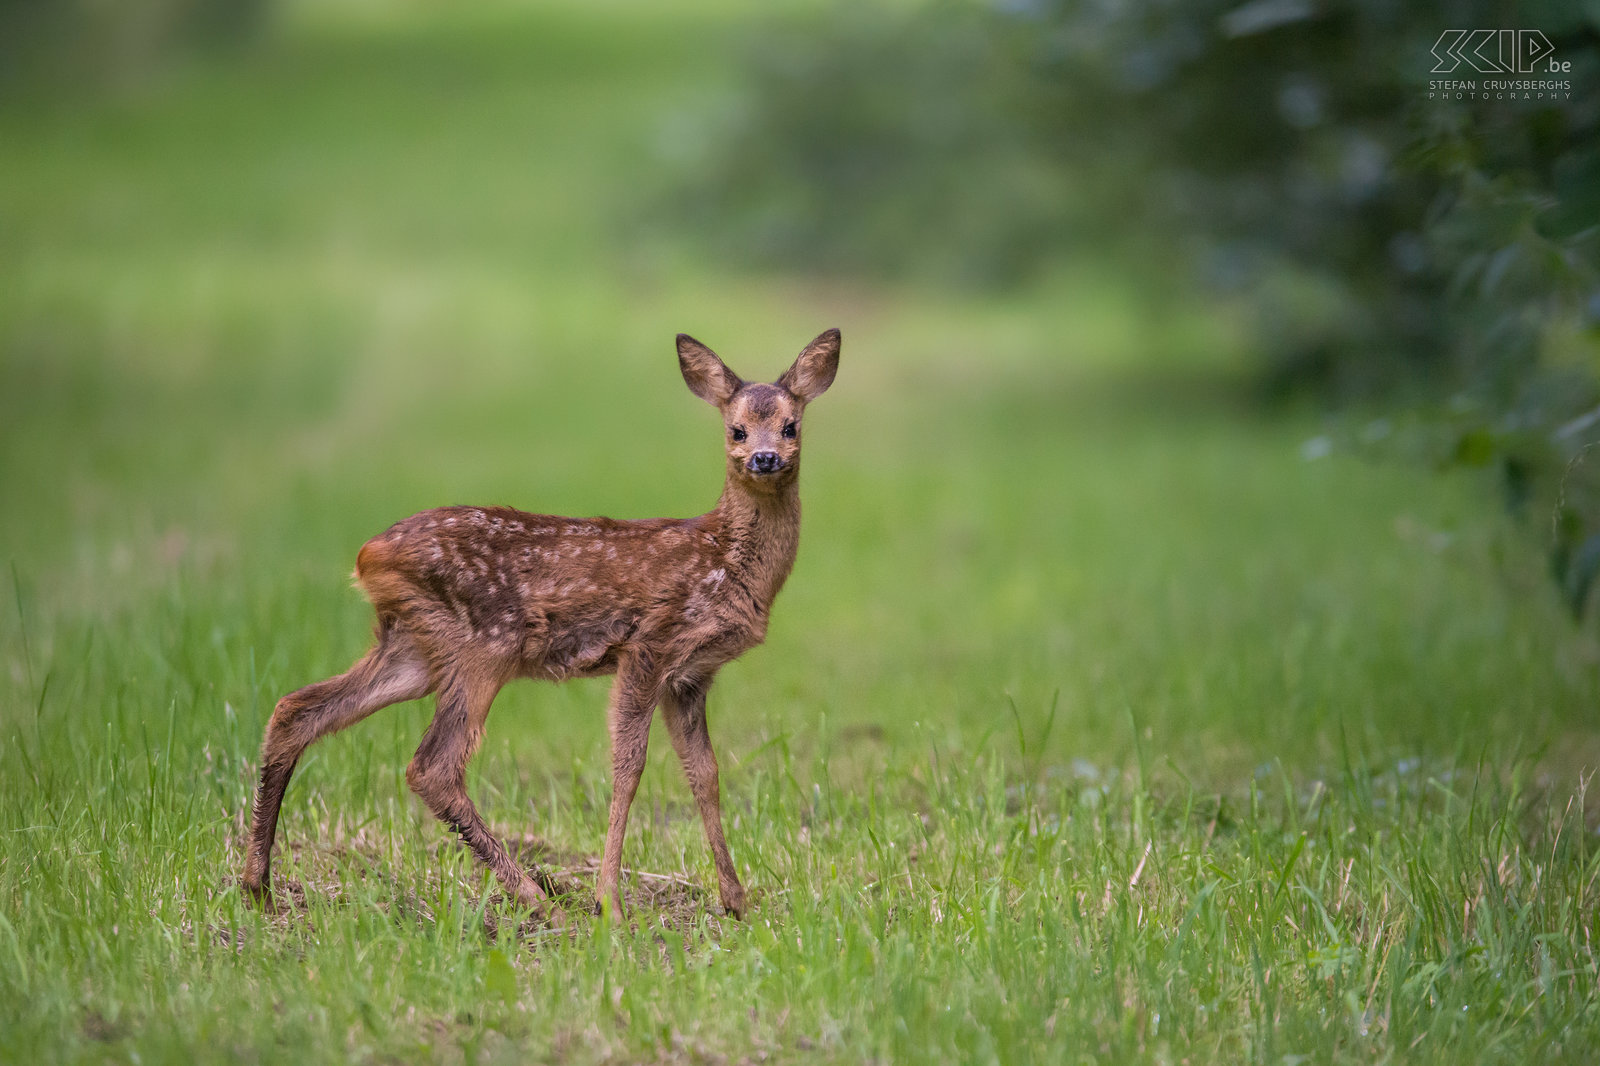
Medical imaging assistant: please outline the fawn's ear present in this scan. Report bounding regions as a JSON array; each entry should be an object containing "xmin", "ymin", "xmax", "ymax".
[
  {"xmin": 778, "ymin": 328, "xmax": 841, "ymax": 403},
  {"xmin": 678, "ymin": 334, "xmax": 744, "ymax": 407}
]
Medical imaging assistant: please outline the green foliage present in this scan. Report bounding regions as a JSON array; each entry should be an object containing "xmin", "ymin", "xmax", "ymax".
[{"xmin": 1035, "ymin": 0, "xmax": 1598, "ymax": 393}]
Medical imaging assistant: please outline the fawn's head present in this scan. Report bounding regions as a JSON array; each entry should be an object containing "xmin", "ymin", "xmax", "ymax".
[{"xmin": 677, "ymin": 329, "xmax": 841, "ymax": 492}]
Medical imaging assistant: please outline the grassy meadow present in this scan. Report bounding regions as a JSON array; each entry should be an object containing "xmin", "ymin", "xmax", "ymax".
[{"xmin": 3, "ymin": 2, "xmax": 1600, "ymax": 1062}]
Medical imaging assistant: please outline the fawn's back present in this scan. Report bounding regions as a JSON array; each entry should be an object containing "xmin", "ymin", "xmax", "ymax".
[{"xmin": 354, "ymin": 503, "xmax": 781, "ymax": 685}]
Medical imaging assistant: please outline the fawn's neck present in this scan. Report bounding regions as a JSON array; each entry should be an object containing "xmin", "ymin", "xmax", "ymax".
[{"xmin": 710, "ymin": 475, "xmax": 801, "ymax": 609}]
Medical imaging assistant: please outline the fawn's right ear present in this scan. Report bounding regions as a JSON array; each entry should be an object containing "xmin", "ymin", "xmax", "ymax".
[
  {"xmin": 677, "ymin": 334, "xmax": 744, "ymax": 407},
  {"xmin": 777, "ymin": 327, "xmax": 841, "ymax": 403}
]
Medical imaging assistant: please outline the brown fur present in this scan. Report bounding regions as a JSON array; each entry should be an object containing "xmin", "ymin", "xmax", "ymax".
[{"xmin": 241, "ymin": 328, "xmax": 842, "ymax": 920}]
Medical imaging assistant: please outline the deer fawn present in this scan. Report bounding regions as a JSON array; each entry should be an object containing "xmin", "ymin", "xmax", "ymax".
[{"xmin": 240, "ymin": 329, "xmax": 841, "ymax": 919}]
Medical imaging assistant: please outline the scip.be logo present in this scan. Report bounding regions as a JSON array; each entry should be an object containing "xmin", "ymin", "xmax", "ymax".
[{"xmin": 1430, "ymin": 30, "xmax": 1566, "ymax": 74}]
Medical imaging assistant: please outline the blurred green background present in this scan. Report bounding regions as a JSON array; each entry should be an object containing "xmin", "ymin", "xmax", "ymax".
[
  {"xmin": 2, "ymin": 0, "xmax": 1600, "ymax": 1061},
  {"xmin": 3, "ymin": 0, "xmax": 1595, "ymax": 769}
]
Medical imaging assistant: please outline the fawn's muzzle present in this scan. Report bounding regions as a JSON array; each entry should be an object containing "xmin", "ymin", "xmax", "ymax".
[{"xmin": 747, "ymin": 451, "xmax": 783, "ymax": 475}]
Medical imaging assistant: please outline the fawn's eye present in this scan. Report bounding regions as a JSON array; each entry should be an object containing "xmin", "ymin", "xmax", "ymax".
[
  {"xmin": 730, "ymin": 426, "xmax": 747, "ymax": 443},
  {"xmin": 782, "ymin": 421, "xmax": 797, "ymax": 439}
]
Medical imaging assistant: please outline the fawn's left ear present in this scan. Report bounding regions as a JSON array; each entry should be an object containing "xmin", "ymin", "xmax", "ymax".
[
  {"xmin": 778, "ymin": 328, "xmax": 841, "ymax": 403},
  {"xmin": 678, "ymin": 334, "xmax": 745, "ymax": 408}
]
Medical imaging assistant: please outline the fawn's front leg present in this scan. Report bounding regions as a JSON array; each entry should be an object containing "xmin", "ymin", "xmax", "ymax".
[
  {"xmin": 596, "ymin": 664, "xmax": 657, "ymax": 917},
  {"xmin": 661, "ymin": 680, "xmax": 745, "ymax": 918}
]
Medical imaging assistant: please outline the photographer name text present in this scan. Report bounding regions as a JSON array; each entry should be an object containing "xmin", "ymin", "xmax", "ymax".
[{"xmin": 1429, "ymin": 79, "xmax": 1571, "ymax": 101}]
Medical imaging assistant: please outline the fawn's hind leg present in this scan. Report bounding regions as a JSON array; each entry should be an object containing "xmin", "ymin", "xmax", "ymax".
[
  {"xmin": 406, "ymin": 670, "xmax": 551, "ymax": 912},
  {"xmin": 242, "ymin": 626, "xmax": 432, "ymax": 906}
]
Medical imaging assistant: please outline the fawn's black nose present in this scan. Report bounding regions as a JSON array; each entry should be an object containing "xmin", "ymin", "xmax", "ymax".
[{"xmin": 748, "ymin": 451, "xmax": 782, "ymax": 475}]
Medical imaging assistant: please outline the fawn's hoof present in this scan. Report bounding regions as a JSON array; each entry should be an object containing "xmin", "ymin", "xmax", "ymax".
[
  {"xmin": 513, "ymin": 880, "xmax": 548, "ymax": 911},
  {"xmin": 240, "ymin": 878, "xmax": 275, "ymax": 913},
  {"xmin": 719, "ymin": 885, "xmax": 746, "ymax": 920}
]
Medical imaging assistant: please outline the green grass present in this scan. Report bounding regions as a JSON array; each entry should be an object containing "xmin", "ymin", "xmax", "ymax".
[{"xmin": 4, "ymin": 2, "xmax": 1600, "ymax": 1062}]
